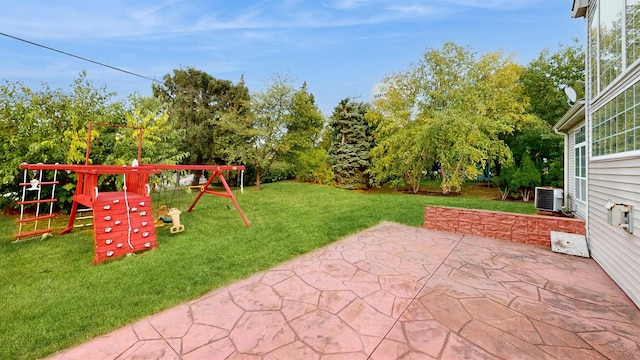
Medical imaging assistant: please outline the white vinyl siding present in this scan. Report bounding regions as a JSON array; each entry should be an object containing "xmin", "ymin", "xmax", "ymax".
[{"xmin": 588, "ymin": 157, "xmax": 640, "ymax": 306}]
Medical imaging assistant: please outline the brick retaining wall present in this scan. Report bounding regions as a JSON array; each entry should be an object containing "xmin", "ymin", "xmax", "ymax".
[{"xmin": 423, "ymin": 206, "xmax": 586, "ymax": 247}]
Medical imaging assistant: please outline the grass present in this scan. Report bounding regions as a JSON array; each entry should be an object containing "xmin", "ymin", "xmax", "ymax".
[{"xmin": 0, "ymin": 181, "xmax": 534, "ymax": 360}]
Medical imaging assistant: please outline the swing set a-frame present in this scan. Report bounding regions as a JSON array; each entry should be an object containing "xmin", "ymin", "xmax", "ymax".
[{"xmin": 14, "ymin": 122, "xmax": 250, "ymax": 264}]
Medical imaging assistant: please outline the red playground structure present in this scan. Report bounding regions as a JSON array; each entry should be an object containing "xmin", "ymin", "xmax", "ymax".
[{"xmin": 14, "ymin": 123, "xmax": 249, "ymax": 264}]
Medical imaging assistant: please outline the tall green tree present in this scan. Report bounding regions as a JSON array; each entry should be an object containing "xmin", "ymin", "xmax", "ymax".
[
  {"xmin": 369, "ymin": 42, "xmax": 529, "ymax": 193},
  {"xmin": 245, "ymin": 74, "xmax": 322, "ymax": 190},
  {"xmin": 152, "ymin": 67, "xmax": 251, "ymax": 183},
  {"xmin": 328, "ymin": 98, "xmax": 373, "ymax": 190},
  {"xmin": 508, "ymin": 40, "xmax": 585, "ymax": 186},
  {"xmin": 284, "ymin": 82, "xmax": 326, "ymax": 183}
]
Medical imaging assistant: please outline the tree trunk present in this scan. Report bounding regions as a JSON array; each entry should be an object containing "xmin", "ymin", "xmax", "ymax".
[{"xmin": 255, "ymin": 165, "xmax": 261, "ymax": 191}]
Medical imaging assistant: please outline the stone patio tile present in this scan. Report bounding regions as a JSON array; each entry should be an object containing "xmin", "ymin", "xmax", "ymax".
[
  {"xmin": 230, "ymin": 282, "xmax": 282, "ymax": 311},
  {"xmin": 319, "ymin": 259, "xmax": 358, "ymax": 280},
  {"xmin": 538, "ymin": 346, "xmax": 606, "ymax": 360},
  {"xmin": 424, "ymin": 276, "xmax": 483, "ymax": 298},
  {"xmin": 368, "ymin": 339, "xmax": 410, "ymax": 359},
  {"xmin": 530, "ymin": 319, "xmax": 592, "ymax": 348},
  {"xmin": 349, "ymin": 268, "xmax": 380, "ymax": 282},
  {"xmin": 131, "ymin": 320, "xmax": 162, "ymax": 340},
  {"xmin": 263, "ymin": 341, "xmax": 319, "ymax": 360},
  {"xmin": 190, "ymin": 291, "xmax": 244, "ymax": 330},
  {"xmin": 320, "ymin": 352, "xmax": 369, "ymax": 360},
  {"xmin": 419, "ymin": 292, "xmax": 472, "ymax": 332},
  {"xmin": 459, "ymin": 319, "xmax": 554, "ymax": 360},
  {"xmin": 115, "ymin": 339, "xmax": 179, "ymax": 360},
  {"xmin": 289, "ymin": 310, "xmax": 363, "ymax": 354},
  {"xmin": 148, "ymin": 304, "xmax": 192, "ymax": 339},
  {"xmin": 338, "ymin": 298, "xmax": 396, "ymax": 337},
  {"xmin": 510, "ymin": 297, "xmax": 604, "ymax": 332},
  {"xmin": 318, "ymin": 290, "xmax": 357, "ymax": 314},
  {"xmin": 440, "ymin": 332, "xmax": 501, "ymax": 360},
  {"xmin": 181, "ymin": 323, "xmax": 228, "ymax": 354},
  {"xmin": 46, "ymin": 326, "xmax": 139, "ymax": 360},
  {"xmin": 380, "ymin": 275, "xmax": 423, "ymax": 298},
  {"xmin": 501, "ymin": 281, "xmax": 540, "ymax": 300},
  {"xmin": 344, "ymin": 280, "xmax": 381, "ymax": 298},
  {"xmin": 229, "ymin": 311, "xmax": 296, "ymax": 354},
  {"xmin": 460, "ymin": 297, "xmax": 541, "ymax": 344},
  {"xmin": 448, "ymin": 268, "xmax": 510, "ymax": 292},
  {"xmin": 280, "ymin": 299, "xmax": 317, "ymax": 321},
  {"xmin": 182, "ymin": 337, "xmax": 235, "ymax": 360},
  {"xmin": 300, "ymin": 271, "xmax": 349, "ymax": 291},
  {"xmin": 272, "ymin": 275, "xmax": 321, "ymax": 304},
  {"xmin": 403, "ymin": 319, "xmax": 450, "ymax": 358},
  {"xmin": 539, "ymin": 288, "xmax": 632, "ymax": 323},
  {"xmin": 579, "ymin": 331, "xmax": 640, "ymax": 359},
  {"xmin": 545, "ymin": 280, "xmax": 634, "ymax": 308},
  {"xmin": 260, "ymin": 270, "xmax": 295, "ymax": 286},
  {"xmin": 362, "ymin": 289, "xmax": 396, "ymax": 316}
]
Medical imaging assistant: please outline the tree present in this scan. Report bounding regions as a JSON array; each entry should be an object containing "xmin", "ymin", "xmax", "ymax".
[
  {"xmin": 283, "ymin": 82, "xmax": 325, "ymax": 181},
  {"xmin": 152, "ymin": 67, "xmax": 251, "ymax": 183},
  {"xmin": 369, "ymin": 42, "xmax": 528, "ymax": 193},
  {"xmin": 328, "ymin": 98, "xmax": 373, "ymax": 190},
  {"xmin": 521, "ymin": 40, "xmax": 585, "ymax": 125},
  {"xmin": 0, "ymin": 73, "xmax": 122, "ymax": 210},
  {"xmin": 245, "ymin": 74, "xmax": 320, "ymax": 190},
  {"xmin": 509, "ymin": 155, "xmax": 541, "ymax": 202},
  {"xmin": 508, "ymin": 40, "xmax": 585, "ymax": 186}
]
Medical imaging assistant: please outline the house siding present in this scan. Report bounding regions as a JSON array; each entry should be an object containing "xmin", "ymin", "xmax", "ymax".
[{"xmin": 588, "ymin": 157, "xmax": 640, "ymax": 306}]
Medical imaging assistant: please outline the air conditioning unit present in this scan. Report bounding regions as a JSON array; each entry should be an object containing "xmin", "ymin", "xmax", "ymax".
[{"xmin": 535, "ymin": 187, "xmax": 563, "ymax": 212}]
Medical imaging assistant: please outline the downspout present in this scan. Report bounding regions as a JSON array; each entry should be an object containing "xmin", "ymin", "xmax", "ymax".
[{"xmin": 553, "ymin": 127, "xmax": 570, "ymax": 210}]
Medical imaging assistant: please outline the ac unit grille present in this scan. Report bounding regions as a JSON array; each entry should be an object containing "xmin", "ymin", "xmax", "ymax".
[{"xmin": 535, "ymin": 187, "xmax": 563, "ymax": 212}]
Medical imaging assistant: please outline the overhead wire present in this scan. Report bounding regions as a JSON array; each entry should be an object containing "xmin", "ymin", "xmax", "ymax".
[
  {"xmin": 0, "ymin": 31, "xmax": 226, "ymax": 100},
  {"xmin": 0, "ymin": 31, "xmax": 159, "ymax": 84}
]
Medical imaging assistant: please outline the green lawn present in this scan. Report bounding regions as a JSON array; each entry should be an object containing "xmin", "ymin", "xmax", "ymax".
[{"xmin": 0, "ymin": 181, "xmax": 534, "ymax": 360}]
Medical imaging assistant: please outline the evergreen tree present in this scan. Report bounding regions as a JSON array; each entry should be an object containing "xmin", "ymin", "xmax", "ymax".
[{"xmin": 328, "ymin": 98, "xmax": 373, "ymax": 190}]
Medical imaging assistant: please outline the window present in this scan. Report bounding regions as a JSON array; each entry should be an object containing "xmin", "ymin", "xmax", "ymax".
[
  {"xmin": 592, "ymin": 81, "xmax": 640, "ymax": 156},
  {"xmin": 574, "ymin": 126, "xmax": 587, "ymax": 202}
]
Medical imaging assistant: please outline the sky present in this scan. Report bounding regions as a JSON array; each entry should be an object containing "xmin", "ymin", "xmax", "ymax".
[{"xmin": 0, "ymin": 0, "xmax": 584, "ymax": 116}]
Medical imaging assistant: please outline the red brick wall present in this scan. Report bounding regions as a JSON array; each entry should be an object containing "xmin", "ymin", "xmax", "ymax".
[{"xmin": 423, "ymin": 206, "xmax": 586, "ymax": 247}]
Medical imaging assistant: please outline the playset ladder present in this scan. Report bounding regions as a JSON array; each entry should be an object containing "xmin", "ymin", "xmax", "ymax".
[{"xmin": 15, "ymin": 167, "xmax": 59, "ymax": 240}]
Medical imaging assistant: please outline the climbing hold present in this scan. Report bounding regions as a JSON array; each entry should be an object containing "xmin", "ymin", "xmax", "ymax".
[
  {"xmin": 105, "ymin": 227, "xmax": 112, "ymax": 233},
  {"xmin": 107, "ymin": 250, "xmax": 114, "ymax": 257},
  {"xmin": 140, "ymin": 211, "xmax": 147, "ymax": 216},
  {"xmin": 114, "ymin": 220, "xmax": 122, "ymax": 225},
  {"xmin": 105, "ymin": 239, "xmax": 113, "ymax": 245},
  {"xmin": 141, "ymin": 221, "xmax": 148, "ymax": 227},
  {"xmin": 117, "ymin": 243, "xmax": 123, "ymax": 248},
  {"xmin": 104, "ymin": 216, "xmax": 111, "ymax": 221},
  {"xmin": 139, "ymin": 201, "xmax": 145, "ymax": 206},
  {"xmin": 131, "ymin": 207, "xmax": 138, "ymax": 212},
  {"xmin": 142, "ymin": 232, "xmax": 149, "ymax": 237},
  {"xmin": 103, "ymin": 205, "xmax": 111, "ymax": 210}
]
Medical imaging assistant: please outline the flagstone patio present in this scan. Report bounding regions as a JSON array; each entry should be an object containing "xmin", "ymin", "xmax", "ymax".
[{"xmin": 47, "ymin": 222, "xmax": 640, "ymax": 359}]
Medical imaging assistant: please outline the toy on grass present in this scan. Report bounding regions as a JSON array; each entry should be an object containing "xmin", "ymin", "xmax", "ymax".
[{"xmin": 155, "ymin": 205, "xmax": 185, "ymax": 233}]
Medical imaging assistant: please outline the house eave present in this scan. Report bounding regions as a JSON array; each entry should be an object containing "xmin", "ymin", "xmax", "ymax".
[
  {"xmin": 554, "ymin": 100, "xmax": 585, "ymax": 133},
  {"xmin": 572, "ymin": 0, "xmax": 588, "ymax": 18}
]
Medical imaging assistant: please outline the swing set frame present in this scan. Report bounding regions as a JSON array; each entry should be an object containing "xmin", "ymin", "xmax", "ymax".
[{"xmin": 18, "ymin": 122, "xmax": 250, "ymax": 236}]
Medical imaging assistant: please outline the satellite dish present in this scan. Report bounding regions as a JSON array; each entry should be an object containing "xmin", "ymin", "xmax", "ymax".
[{"xmin": 564, "ymin": 86, "xmax": 577, "ymax": 104}]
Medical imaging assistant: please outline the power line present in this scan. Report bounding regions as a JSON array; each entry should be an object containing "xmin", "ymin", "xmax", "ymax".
[{"xmin": 0, "ymin": 31, "xmax": 159, "ymax": 84}]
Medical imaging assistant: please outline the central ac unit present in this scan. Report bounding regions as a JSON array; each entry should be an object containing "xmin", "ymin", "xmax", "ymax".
[{"xmin": 535, "ymin": 187, "xmax": 563, "ymax": 212}]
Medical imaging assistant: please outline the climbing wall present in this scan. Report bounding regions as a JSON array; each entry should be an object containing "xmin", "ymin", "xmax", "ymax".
[{"xmin": 92, "ymin": 191, "xmax": 157, "ymax": 264}]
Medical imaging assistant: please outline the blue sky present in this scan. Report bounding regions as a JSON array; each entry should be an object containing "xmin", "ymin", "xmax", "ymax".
[{"xmin": 1, "ymin": 1, "xmax": 584, "ymax": 116}]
